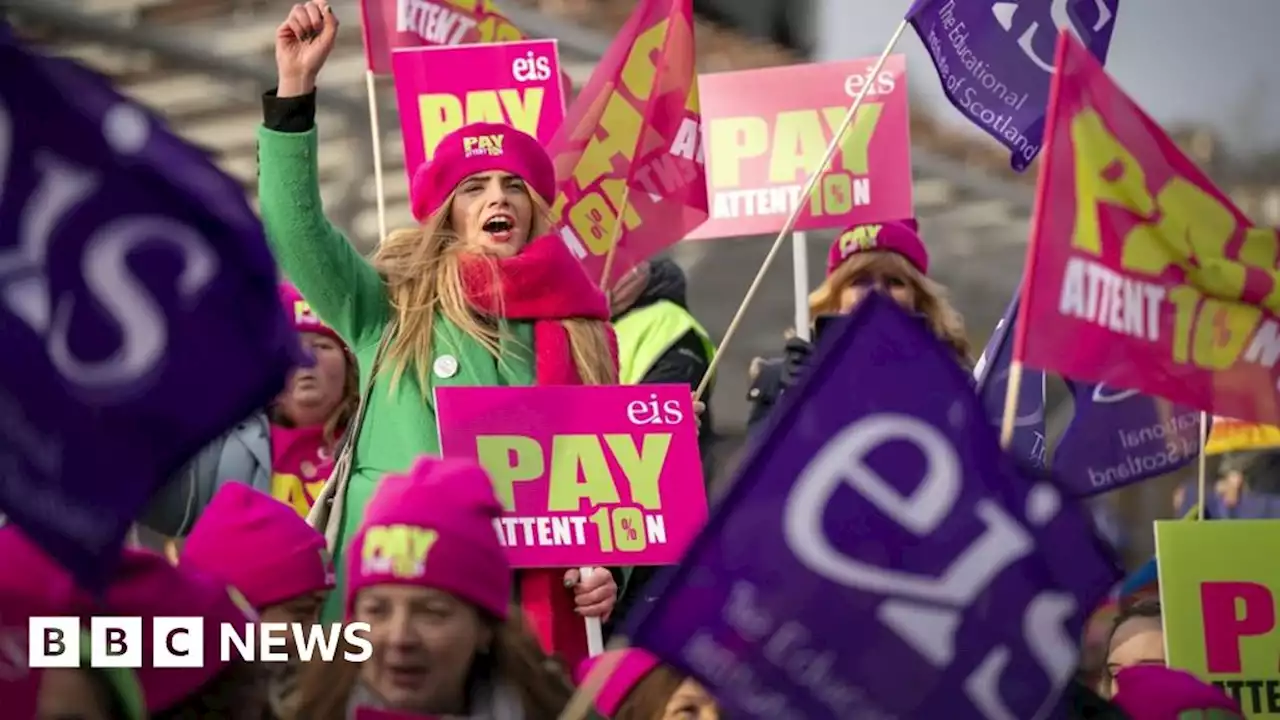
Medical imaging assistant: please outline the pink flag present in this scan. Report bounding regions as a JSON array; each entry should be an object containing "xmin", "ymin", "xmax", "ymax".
[
  {"xmin": 545, "ymin": 0, "xmax": 708, "ymax": 285},
  {"xmin": 359, "ymin": 0, "xmax": 529, "ymax": 74},
  {"xmin": 1017, "ymin": 31, "xmax": 1280, "ymax": 424}
]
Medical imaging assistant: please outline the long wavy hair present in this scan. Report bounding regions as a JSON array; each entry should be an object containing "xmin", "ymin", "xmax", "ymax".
[
  {"xmin": 809, "ymin": 250, "xmax": 972, "ymax": 363},
  {"xmin": 371, "ymin": 189, "xmax": 615, "ymax": 394}
]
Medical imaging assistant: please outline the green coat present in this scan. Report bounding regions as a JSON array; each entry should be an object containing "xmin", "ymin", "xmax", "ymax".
[{"xmin": 257, "ymin": 125, "xmax": 539, "ymax": 622}]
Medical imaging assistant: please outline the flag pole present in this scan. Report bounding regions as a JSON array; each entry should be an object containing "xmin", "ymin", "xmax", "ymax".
[
  {"xmin": 792, "ymin": 231, "xmax": 812, "ymax": 341},
  {"xmin": 1197, "ymin": 411, "xmax": 1208, "ymax": 520},
  {"xmin": 598, "ymin": 186, "xmax": 633, "ymax": 288},
  {"xmin": 365, "ymin": 70, "xmax": 389, "ymax": 242},
  {"xmin": 999, "ymin": 362, "xmax": 1025, "ymax": 448},
  {"xmin": 693, "ymin": 19, "xmax": 910, "ymax": 402}
]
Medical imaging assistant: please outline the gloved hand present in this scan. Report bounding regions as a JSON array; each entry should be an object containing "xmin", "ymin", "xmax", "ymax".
[{"xmin": 780, "ymin": 336, "xmax": 814, "ymax": 390}]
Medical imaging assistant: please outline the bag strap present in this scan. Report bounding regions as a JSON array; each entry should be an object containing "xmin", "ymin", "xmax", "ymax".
[{"xmin": 329, "ymin": 322, "xmax": 396, "ymax": 477}]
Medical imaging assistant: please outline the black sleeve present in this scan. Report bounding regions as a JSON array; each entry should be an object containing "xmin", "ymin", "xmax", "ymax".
[
  {"xmin": 637, "ymin": 330, "xmax": 711, "ymax": 388},
  {"xmin": 262, "ymin": 88, "xmax": 318, "ymax": 133},
  {"xmin": 745, "ymin": 357, "xmax": 784, "ymax": 435}
]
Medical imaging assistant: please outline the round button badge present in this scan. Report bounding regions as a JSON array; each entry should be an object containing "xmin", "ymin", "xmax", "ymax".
[{"xmin": 433, "ymin": 354, "xmax": 459, "ymax": 379}]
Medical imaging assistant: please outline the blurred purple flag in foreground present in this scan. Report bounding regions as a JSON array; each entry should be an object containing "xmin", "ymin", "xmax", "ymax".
[{"xmin": 0, "ymin": 27, "xmax": 303, "ymax": 590}]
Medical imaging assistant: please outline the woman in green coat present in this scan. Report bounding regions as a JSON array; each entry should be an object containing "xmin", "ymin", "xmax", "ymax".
[{"xmin": 261, "ymin": 0, "xmax": 620, "ymax": 660}]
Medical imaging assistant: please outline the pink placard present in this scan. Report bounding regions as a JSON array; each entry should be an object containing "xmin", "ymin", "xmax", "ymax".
[
  {"xmin": 391, "ymin": 39, "xmax": 567, "ymax": 186},
  {"xmin": 687, "ymin": 57, "xmax": 914, "ymax": 240},
  {"xmin": 436, "ymin": 384, "xmax": 708, "ymax": 568}
]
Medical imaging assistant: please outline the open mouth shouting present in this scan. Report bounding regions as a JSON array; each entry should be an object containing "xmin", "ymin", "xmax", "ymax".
[{"xmin": 481, "ymin": 213, "xmax": 516, "ymax": 243}]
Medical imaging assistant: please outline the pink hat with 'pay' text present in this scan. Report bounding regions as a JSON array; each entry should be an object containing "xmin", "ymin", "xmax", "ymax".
[
  {"xmin": 826, "ymin": 219, "xmax": 928, "ymax": 276},
  {"xmin": 409, "ymin": 122, "xmax": 556, "ymax": 223},
  {"xmin": 346, "ymin": 456, "xmax": 511, "ymax": 621},
  {"xmin": 279, "ymin": 282, "xmax": 344, "ymax": 348},
  {"xmin": 180, "ymin": 482, "xmax": 334, "ymax": 610}
]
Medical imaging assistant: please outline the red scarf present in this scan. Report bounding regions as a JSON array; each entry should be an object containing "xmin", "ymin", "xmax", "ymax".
[
  {"xmin": 460, "ymin": 234, "xmax": 617, "ymax": 670},
  {"xmin": 461, "ymin": 234, "xmax": 618, "ymax": 382}
]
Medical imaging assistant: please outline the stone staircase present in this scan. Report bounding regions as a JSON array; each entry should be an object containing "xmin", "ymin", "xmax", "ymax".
[{"xmin": 17, "ymin": 0, "xmax": 1257, "ymax": 561}]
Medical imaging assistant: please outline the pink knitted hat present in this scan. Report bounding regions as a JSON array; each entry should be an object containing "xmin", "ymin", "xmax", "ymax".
[
  {"xmin": 409, "ymin": 122, "xmax": 556, "ymax": 222},
  {"xmin": 0, "ymin": 526, "xmax": 82, "ymax": 718},
  {"xmin": 93, "ymin": 549, "xmax": 257, "ymax": 713},
  {"xmin": 346, "ymin": 456, "xmax": 511, "ymax": 621},
  {"xmin": 573, "ymin": 649, "xmax": 662, "ymax": 716},
  {"xmin": 279, "ymin": 282, "xmax": 344, "ymax": 347},
  {"xmin": 1112, "ymin": 666, "xmax": 1243, "ymax": 719},
  {"xmin": 826, "ymin": 219, "xmax": 928, "ymax": 276},
  {"xmin": 180, "ymin": 483, "xmax": 335, "ymax": 609}
]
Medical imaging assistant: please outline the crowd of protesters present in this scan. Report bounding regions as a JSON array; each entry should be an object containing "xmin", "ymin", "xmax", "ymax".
[{"xmin": 5, "ymin": 0, "xmax": 1277, "ymax": 718}]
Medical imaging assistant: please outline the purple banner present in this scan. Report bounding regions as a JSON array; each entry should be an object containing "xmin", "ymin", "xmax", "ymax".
[
  {"xmin": 0, "ymin": 31, "xmax": 302, "ymax": 589},
  {"xmin": 906, "ymin": 0, "xmax": 1120, "ymax": 170},
  {"xmin": 627, "ymin": 294, "xmax": 1121, "ymax": 719},
  {"xmin": 973, "ymin": 288, "xmax": 1047, "ymax": 473},
  {"xmin": 1054, "ymin": 383, "xmax": 1205, "ymax": 496}
]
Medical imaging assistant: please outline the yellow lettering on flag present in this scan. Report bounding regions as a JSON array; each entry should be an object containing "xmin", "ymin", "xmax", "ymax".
[
  {"xmin": 1021, "ymin": 32, "xmax": 1280, "ymax": 426},
  {"xmin": 546, "ymin": 0, "xmax": 707, "ymax": 282}
]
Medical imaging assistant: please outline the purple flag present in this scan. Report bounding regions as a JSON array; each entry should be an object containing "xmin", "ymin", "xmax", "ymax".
[
  {"xmin": 906, "ymin": 0, "xmax": 1120, "ymax": 170},
  {"xmin": 0, "ymin": 30, "xmax": 302, "ymax": 589},
  {"xmin": 627, "ymin": 294, "xmax": 1120, "ymax": 719},
  {"xmin": 973, "ymin": 287, "xmax": 1047, "ymax": 473},
  {"xmin": 1053, "ymin": 383, "xmax": 1205, "ymax": 496}
]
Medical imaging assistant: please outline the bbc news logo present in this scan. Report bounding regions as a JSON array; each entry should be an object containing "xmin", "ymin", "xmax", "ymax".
[{"xmin": 28, "ymin": 617, "xmax": 372, "ymax": 668}]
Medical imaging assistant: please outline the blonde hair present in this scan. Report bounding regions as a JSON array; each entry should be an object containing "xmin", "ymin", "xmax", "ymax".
[
  {"xmin": 372, "ymin": 188, "xmax": 615, "ymax": 394},
  {"xmin": 810, "ymin": 251, "xmax": 972, "ymax": 362}
]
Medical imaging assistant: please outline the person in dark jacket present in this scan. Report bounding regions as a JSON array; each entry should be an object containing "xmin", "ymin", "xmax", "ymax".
[
  {"xmin": 611, "ymin": 258, "xmax": 716, "ymax": 452},
  {"xmin": 747, "ymin": 220, "xmax": 971, "ymax": 432},
  {"xmin": 608, "ymin": 257, "xmax": 716, "ymax": 631}
]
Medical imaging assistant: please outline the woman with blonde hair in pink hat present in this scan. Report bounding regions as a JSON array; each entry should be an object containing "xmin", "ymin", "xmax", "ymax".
[
  {"xmin": 296, "ymin": 456, "xmax": 605, "ymax": 719},
  {"xmin": 257, "ymin": 0, "xmax": 620, "ymax": 657},
  {"xmin": 747, "ymin": 219, "xmax": 971, "ymax": 431},
  {"xmin": 141, "ymin": 283, "xmax": 358, "ymax": 541}
]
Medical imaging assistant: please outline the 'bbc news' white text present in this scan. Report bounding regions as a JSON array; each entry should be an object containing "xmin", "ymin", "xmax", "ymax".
[{"xmin": 28, "ymin": 617, "xmax": 372, "ymax": 668}]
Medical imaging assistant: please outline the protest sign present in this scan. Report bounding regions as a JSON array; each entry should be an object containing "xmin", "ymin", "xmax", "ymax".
[
  {"xmin": 1018, "ymin": 32, "xmax": 1280, "ymax": 425},
  {"xmin": 0, "ymin": 33, "xmax": 301, "ymax": 589},
  {"xmin": 907, "ymin": 0, "xmax": 1120, "ymax": 170},
  {"xmin": 392, "ymin": 39, "xmax": 566, "ymax": 186},
  {"xmin": 627, "ymin": 295, "xmax": 1120, "ymax": 719},
  {"xmin": 1054, "ymin": 383, "xmax": 1204, "ymax": 496},
  {"xmin": 1206, "ymin": 417, "xmax": 1280, "ymax": 456},
  {"xmin": 1156, "ymin": 520, "xmax": 1280, "ymax": 717},
  {"xmin": 546, "ymin": 0, "xmax": 707, "ymax": 285},
  {"xmin": 359, "ymin": 0, "xmax": 526, "ymax": 74},
  {"xmin": 436, "ymin": 384, "xmax": 707, "ymax": 568},
  {"xmin": 687, "ymin": 57, "xmax": 912, "ymax": 240}
]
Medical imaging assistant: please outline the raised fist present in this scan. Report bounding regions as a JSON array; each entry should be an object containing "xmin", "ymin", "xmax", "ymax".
[{"xmin": 275, "ymin": 1, "xmax": 339, "ymax": 97}]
